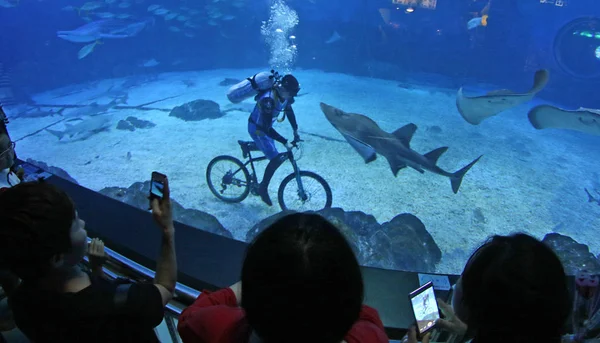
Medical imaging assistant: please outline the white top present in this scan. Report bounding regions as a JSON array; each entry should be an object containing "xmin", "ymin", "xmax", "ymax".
[{"xmin": 0, "ymin": 168, "xmax": 21, "ymax": 189}]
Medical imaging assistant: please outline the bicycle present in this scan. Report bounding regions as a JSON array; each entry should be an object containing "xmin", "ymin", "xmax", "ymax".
[{"xmin": 206, "ymin": 140, "xmax": 333, "ymax": 211}]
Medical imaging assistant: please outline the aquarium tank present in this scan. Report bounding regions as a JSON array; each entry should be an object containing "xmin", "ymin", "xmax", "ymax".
[{"xmin": 0, "ymin": 0, "xmax": 599, "ymax": 277}]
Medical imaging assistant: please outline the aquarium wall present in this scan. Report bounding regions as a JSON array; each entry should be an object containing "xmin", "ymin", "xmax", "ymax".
[{"xmin": 1, "ymin": 0, "xmax": 599, "ymax": 275}]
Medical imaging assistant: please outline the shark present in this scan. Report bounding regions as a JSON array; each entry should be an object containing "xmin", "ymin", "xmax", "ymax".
[
  {"xmin": 46, "ymin": 115, "xmax": 113, "ymax": 141},
  {"xmin": 320, "ymin": 102, "xmax": 482, "ymax": 194},
  {"xmin": 57, "ymin": 18, "xmax": 152, "ymax": 43}
]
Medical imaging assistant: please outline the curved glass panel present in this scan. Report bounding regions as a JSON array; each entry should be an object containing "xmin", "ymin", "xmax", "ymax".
[{"xmin": 1, "ymin": 0, "xmax": 599, "ymax": 277}]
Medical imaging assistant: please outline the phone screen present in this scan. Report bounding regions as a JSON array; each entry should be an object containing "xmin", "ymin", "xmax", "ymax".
[
  {"xmin": 409, "ymin": 282, "xmax": 440, "ymax": 335},
  {"xmin": 150, "ymin": 180, "xmax": 164, "ymax": 198},
  {"xmin": 149, "ymin": 172, "xmax": 166, "ymax": 200}
]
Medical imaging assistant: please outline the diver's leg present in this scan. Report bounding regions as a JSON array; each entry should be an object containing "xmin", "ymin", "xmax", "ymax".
[{"xmin": 256, "ymin": 136, "xmax": 285, "ymax": 206}]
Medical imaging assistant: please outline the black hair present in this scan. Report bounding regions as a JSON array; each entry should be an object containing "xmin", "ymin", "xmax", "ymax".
[
  {"xmin": 281, "ymin": 74, "xmax": 300, "ymax": 96},
  {"xmin": 241, "ymin": 213, "xmax": 364, "ymax": 343},
  {"xmin": 0, "ymin": 181, "xmax": 76, "ymax": 281},
  {"xmin": 460, "ymin": 233, "xmax": 571, "ymax": 343}
]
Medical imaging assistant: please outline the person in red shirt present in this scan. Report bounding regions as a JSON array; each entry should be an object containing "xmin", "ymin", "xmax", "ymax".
[{"xmin": 178, "ymin": 213, "xmax": 389, "ymax": 343}]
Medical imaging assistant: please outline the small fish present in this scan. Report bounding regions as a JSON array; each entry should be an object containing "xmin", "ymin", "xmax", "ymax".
[
  {"xmin": 147, "ymin": 4, "xmax": 160, "ymax": 11},
  {"xmin": 164, "ymin": 12, "xmax": 178, "ymax": 20},
  {"xmin": 78, "ymin": 41, "xmax": 101, "ymax": 59},
  {"xmin": 117, "ymin": 1, "xmax": 131, "ymax": 8},
  {"xmin": 325, "ymin": 31, "xmax": 343, "ymax": 44},
  {"xmin": 585, "ymin": 188, "xmax": 600, "ymax": 206},
  {"xmin": 139, "ymin": 58, "xmax": 159, "ymax": 67},
  {"xmin": 126, "ymin": 151, "xmax": 132, "ymax": 161},
  {"xmin": 168, "ymin": 26, "xmax": 181, "ymax": 32},
  {"xmin": 221, "ymin": 15, "xmax": 235, "ymax": 21},
  {"xmin": 153, "ymin": 8, "xmax": 169, "ymax": 15},
  {"xmin": 95, "ymin": 12, "xmax": 115, "ymax": 18}
]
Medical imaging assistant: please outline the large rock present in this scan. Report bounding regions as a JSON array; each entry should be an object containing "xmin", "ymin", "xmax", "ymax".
[
  {"xmin": 169, "ymin": 99, "xmax": 223, "ymax": 121},
  {"xmin": 542, "ymin": 233, "xmax": 600, "ymax": 275},
  {"xmin": 246, "ymin": 208, "xmax": 441, "ymax": 273},
  {"xmin": 99, "ymin": 181, "xmax": 232, "ymax": 238},
  {"xmin": 24, "ymin": 158, "xmax": 79, "ymax": 184}
]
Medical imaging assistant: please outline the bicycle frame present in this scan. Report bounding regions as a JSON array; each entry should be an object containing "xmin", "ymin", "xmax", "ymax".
[{"xmin": 244, "ymin": 145, "xmax": 308, "ymax": 200}]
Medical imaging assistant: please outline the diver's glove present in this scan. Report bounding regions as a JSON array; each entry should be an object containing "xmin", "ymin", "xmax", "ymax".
[{"xmin": 292, "ymin": 130, "xmax": 302, "ymax": 145}]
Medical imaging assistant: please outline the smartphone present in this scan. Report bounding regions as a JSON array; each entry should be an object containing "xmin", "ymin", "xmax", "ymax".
[
  {"xmin": 409, "ymin": 281, "xmax": 441, "ymax": 338},
  {"xmin": 149, "ymin": 171, "xmax": 167, "ymax": 204}
]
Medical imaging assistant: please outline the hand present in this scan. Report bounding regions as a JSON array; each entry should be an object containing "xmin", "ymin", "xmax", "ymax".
[
  {"xmin": 293, "ymin": 130, "xmax": 301, "ymax": 143},
  {"xmin": 284, "ymin": 141, "xmax": 293, "ymax": 150},
  {"xmin": 435, "ymin": 298, "xmax": 468, "ymax": 337},
  {"xmin": 15, "ymin": 166, "xmax": 24, "ymax": 181},
  {"xmin": 151, "ymin": 176, "xmax": 174, "ymax": 234},
  {"xmin": 88, "ymin": 238, "xmax": 107, "ymax": 269},
  {"xmin": 403, "ymin": 326, "xmax": 430, "ymax": 343}
]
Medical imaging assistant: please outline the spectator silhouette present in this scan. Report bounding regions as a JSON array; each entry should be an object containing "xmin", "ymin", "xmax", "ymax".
[
  {"xmin": 0, "ymin": 179, "xmax": 177, "ymax": 343},
  {"xmin": 178, "ymin": 212, "xmax": 388, "ymax": 343},
  {"xmin": 407, "ymin": 233, "xmax": 571, "ymax": 343}
]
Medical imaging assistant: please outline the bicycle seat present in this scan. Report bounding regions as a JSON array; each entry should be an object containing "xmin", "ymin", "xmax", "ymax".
[{"xmin": 238, "ymin": 140, "xmax": 259, "ymax": 158}]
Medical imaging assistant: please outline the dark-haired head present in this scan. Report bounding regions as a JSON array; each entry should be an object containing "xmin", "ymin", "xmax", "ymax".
[
  {"xmin": 456, "ymin": 233, "xmax": 571, "ymax": 343},
  {"xmin": 278, "ymin": 74, "xmax": 300, "ymax": 98},
  {"xmin": 241, "ymin": 213, "xmax": 363, "ymax": 343},
  {"xmin": 0, "ymin": 181, "xmax": 87, "ymax": 281}
]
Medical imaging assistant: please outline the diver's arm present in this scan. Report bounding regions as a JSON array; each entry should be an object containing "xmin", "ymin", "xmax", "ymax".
[
  {"xmin": 256, "ymin": 99, "xmax": 288, "ymax": 144},
  {"xmin": 286, "ymin": 104, "xmax": 299, "ymax": 131}
]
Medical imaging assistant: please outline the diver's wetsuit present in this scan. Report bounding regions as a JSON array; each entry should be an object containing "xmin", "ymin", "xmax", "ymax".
[{"xmin": 248, "ymin": 89, "xmax": 298, "ymax": 160}]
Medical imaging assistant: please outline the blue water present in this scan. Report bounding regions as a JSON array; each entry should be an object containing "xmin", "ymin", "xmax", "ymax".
[{"xmin": 1, "ymin": 0, "xmax": 600, "ymax": 275}]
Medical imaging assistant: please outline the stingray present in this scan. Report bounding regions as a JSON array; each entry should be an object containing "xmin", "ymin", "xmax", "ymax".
[
  {"xmin": 528, "ymin": 105, "xmax": 600, "ymax": 136},
  {"xmin": 456, "ymin": 69, "xmax": 550, "ymax": 125},
  {"xmin": 320, "ymin": 102, "xmax": 482, "ymax": 194}
]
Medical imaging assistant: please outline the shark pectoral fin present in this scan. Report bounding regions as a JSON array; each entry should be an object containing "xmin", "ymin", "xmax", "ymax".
[
  {"xmin": 389, "ymin": 162, "xmax": 407, "ymax": 177},
  {"xmin": 391, "ymin": 123, "xmax": 417, "ymax": 148},
  {"xmin": 424, "ymin": 147, "xmax": 448, "ymax": 165},
  {"xmin": 342, "ymin": 133, "xmax": 377, "ymax": 163}
]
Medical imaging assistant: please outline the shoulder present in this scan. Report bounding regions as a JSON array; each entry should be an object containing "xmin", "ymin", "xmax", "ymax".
[
  {"xmin": 178, "ymin": 288, "xmax": 249, "ymax": 342},
  {"xmin": 343, "ymin": 305, "xmax": 388, "ymax": 343}
]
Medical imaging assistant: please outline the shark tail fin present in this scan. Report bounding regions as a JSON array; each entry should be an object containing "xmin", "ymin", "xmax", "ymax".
[
  {"xmin": 450, "ymin": 155, "xmax": 482, "ymax": 194},
  {"xmin": 585, "ymin": 188, "xmax": 595, "ymax": 202},
  {"xmin": 424, "ymin": 147, "xmax": 448, "ymax": 165},
  {"xmin": 46, "ymin": 128, "xmax": 65, "ymax": 140}
]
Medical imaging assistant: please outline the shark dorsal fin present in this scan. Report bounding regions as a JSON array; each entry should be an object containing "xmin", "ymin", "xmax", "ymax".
[
  {"xmin": 392, "ymin": 123, "xmax": 417, "ymax": 147},
  {"xmin": 424, "ymin": 147, "xmax": 448, "ymax": 165}
]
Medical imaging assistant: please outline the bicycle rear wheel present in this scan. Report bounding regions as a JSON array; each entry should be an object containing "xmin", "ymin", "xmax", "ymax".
[
  {"xmin": 278, "ymin": 171, "xmax": 333, "ymax": 211},
  {"xmin": 206, "ymin": 155, "xmax": 251, "ymax": 203}
]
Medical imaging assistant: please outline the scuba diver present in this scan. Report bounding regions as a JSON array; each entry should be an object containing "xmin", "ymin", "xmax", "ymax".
[{"xmin": 247, "ymin": 74, "xmax": 302, "ymax": 206}]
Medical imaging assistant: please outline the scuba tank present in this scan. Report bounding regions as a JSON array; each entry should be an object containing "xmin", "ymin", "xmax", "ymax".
[{"xmin": 226, "ymin": 70, "xmax": 281, "ymax": 104}]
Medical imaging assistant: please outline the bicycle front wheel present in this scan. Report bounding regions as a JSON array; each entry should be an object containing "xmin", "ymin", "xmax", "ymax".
[
  {"xmin": 278, "ymin": 171, "xmax": 333, "ymax": 211},
  {"xmin": 206, "ymin": 155, "xmax": 251, "ymax": 203}
]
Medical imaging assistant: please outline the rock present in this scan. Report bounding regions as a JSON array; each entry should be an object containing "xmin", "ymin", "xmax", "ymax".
[
  {"xmin": 116, "ymin": 117, "xmax": 156, "ymax": 131},
  {"xmin": 99, "ymin": 181, "xmax": 233, "ymax": 239},
  {"xmin": 169, "ymin": 99, "xmax": 223, "ymax": 122},
  {"xmin": 542, "ymin": 233, "xmax": 600, "ymax": 275},
  {"xmin": 116, "ymin": 120, "xmax": 135, "ymax": 131},
  {"xmin": 219, "ymin": 78, "xmax": 241, "ymax": 86},
  {"xmin": 24, "ymin": 158, "xmax": 79, "ymax": 184},
  {"xmin": 246, "ymin": 208, "xmax": 441, "ymax": 272},
  {"xmin": 125, "ymin": 116, "xmax": 155, "ymax": 129}
]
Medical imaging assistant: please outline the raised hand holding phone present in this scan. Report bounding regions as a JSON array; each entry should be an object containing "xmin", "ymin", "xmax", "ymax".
[{"xmin": 148, "ymin": 172, "xmax": 173, "ymax": 233}]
